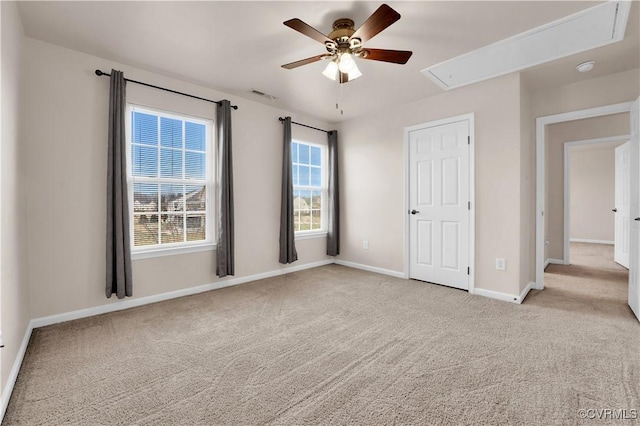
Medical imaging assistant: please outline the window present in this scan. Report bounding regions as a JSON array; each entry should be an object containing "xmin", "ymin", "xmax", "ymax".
[
  {"xmin": 291, "ymin": 141, "xmax": 327, "ymax": 233},
  {"xmin": 127, "ymin": 105, "xmax": 214, "ymax": 254}
]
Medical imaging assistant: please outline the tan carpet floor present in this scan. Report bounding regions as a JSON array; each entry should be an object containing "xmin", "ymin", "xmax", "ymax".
[{"xmin": 4, "ymin": 244, "xmax": 639, "ymax": 425}]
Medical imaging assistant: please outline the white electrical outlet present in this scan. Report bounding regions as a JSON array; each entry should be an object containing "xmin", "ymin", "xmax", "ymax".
[
  {"xmin": 363, "ymin": 240, "xmax": 369, "ymax": 250},
  {"xmin": 496, "ymin": 258, "xmax": 506, "ymax": 271}
]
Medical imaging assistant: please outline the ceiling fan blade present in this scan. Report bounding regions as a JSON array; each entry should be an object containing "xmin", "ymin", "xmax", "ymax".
[
  {"xmin": 361, "ymin": 48, "xmax": 413, "ymax": 64},
  {"xmin": 281, "ymin": 54, "xmax": 329, "ymax": 70},
  {"xmin": 284, "ymin": 19, "xmax": 334, "ymax": 45},
  {"xmin": 351, "ymin": 4, "xmax": 401, "ymax": 43}
]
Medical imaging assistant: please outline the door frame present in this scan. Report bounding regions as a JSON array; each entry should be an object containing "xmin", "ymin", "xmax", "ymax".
[
  {"xmin": 563, "ymin": 135, "xmax": 630, "ymax": 265},
  {"xmin": 403, "ymin": 113, "xmax": 476, "ymax": 294},
  {"xmin": 535, "ymin": 102, "xmax": 633, "ymax": 289}
]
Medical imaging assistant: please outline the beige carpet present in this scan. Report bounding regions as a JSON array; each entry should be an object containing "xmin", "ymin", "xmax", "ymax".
[{"xmin": 4, "ymin": 247, "xmax": 639, "ymax": 425}]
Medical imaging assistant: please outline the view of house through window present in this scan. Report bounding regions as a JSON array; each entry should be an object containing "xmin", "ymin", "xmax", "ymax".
[
  {"xmin": 128, "ymin": 105, "xmax": 213, "ymax": 249},
  {"xmin": 292, "ymin": 141, "xmax": 326, "ymax": 232}
]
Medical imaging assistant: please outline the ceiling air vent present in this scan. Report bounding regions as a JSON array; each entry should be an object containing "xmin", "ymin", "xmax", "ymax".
[
  {"xmin": 422, "ymin": 1, "xmax": 631, "ymax": 90},
  {"xmin": 250, "ymin": 89, "xmax": 277, "ymax": 101}
]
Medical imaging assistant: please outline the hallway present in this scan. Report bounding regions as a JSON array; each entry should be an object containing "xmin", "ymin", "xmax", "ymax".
[{"xmin": 527, "ymin": 243, "xmax": 633, "ymax": 321}]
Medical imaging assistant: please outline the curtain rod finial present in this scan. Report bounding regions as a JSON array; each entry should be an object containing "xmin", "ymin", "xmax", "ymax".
[{"xmin": 95, "ymin": 69, "xmax": 104, "ymax": 76}]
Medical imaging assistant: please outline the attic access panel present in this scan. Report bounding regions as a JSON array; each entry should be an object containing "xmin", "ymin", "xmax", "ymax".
[{"xmin": 422, "ymin": 1, "xmax": 631, "ymax": 90}]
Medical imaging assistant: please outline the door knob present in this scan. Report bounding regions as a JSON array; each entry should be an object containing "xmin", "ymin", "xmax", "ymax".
[
  {"xmin": 635, "ymin": 217, "xmax": 640, "ymax": 221},
  {"xmin": 612, "ymin": 208, "xmax": 618, "ymax": 212},
  {"xmin": 410, "ymin": 209, "xmax": 420, "ymax": 215}
]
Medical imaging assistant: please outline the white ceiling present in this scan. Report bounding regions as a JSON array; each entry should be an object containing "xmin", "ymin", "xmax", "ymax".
[{"xmin": 16, "ymin": 1, "xmax": 640, "ymax": 123}]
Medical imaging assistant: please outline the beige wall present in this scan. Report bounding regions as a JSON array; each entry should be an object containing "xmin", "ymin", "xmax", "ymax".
[
  {"xmin": 1, "ymin": 1, "xmax": 30, "ymax": 404},
  {"xmin": 530, "ymin": 69, "xmax": 640, "ymax": 118},
  {"xmin": 569, "ymin": 141, "xmax": 626, "ymax": 242},
  {"xmin": 337, "ymin": 72, "xmax": 524, "ymax": 297},
  {"xmin": 21, "ymin": 38, "xmax": 333, "ymax": 319},
  {"xmin": 545, "ymin": 114, "xmax": 629, "ymax": 259}
]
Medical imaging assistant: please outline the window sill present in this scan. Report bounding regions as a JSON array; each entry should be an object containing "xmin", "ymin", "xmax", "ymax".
[
  {"xmin": 295, "ymin": 231, "xmax": 328, "ymax": 241},
  {"xmin": 132, "ymin": 243, "xmax": 216, "ymax": 260}
]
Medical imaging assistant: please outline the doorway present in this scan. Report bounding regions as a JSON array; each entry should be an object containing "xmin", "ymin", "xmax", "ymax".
[
  {"xmin": 535, "ymin": 99, "xmax": 640, "ymax": 322},
  {"xmin": 563, "ymin": 136, "xmax": 630, "ymax": 266}
]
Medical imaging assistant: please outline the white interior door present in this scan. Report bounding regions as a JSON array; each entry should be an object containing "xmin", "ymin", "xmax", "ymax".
[
  {"xmin": 409, "ymin": 119, "xmax": 470, "ymax": 290},
  {"xmin": 629, "ymin": 98, "xmax": 640, "ymax": 322},
  {"xmin": 614, "ymin": 142, "xmax": 630, "ymax": 269}
]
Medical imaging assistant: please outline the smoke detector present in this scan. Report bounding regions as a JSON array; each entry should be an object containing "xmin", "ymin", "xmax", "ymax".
[{"xmin": 576, "ymin": 61, "xmax": 595, "ymax": 73}]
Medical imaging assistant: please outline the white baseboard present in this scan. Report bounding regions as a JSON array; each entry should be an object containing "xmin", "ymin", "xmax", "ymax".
[
  {"xmin": 333, "ymin": 259, "xmax": 405, "ymax": 278},
  {"xmin": 31, "ymin": 259, "xmax": 334, "ymax": 329},
  {"xmin": 544, "ymin": 258, "xmax": 565, "ymax": 269},
  {"xmin": 1, "ymin": 321, "xmax": 34, "ymax": 422},
  {"xmin": 473, "ymin": 287, "xmax": 522, "ymax": 304},
  {"xmin": 519, "ymin": 282, "xmax": 534, "ymax": 303},
  {"xmin": 570, "ymin": 238, "xmax": 614, "ymax": 245}
]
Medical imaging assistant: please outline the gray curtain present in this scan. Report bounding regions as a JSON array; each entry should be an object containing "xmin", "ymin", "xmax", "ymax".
[
  {"xmin": 216, "ymin": 100, "xmax": 235, "ymax": 277},
  {"xmin": 106, "ymin": 69, "xmax": 133, "ymax": 299},
  {"xmin": 327, "ymin": 130, "xmax": 340, "ymax": 256},
  {"xmin": 279, "ymin": 117, "xmax": 298, "ymax": 264}
]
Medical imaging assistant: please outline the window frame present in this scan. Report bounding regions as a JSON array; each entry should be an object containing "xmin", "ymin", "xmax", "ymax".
[
  {"xmin": 125, "ymin": 104, "xmax": 215, "ymax": 259},
  {"xmin": 291, "ymin": 139, "xmax": 328, "ymax": 238}
]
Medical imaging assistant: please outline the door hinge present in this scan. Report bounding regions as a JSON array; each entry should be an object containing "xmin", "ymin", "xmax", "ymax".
[
  {"xmin": 467, "ymin": 267, "xmax": 470, "ymax": 275},
  {"xmin": 468, "ymin": 201, "xmax": 471, "ymax": 210},
  {"xmin": 467, "ymin": 136, "xmax": 470, "ymax": 145}
]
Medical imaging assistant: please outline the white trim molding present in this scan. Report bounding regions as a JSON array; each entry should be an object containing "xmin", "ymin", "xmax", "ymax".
[
  {"xmin": 295, "ymin": 231, "xmax": 328, "ymax": 241},
  {"xmin": 473, "ymin": 287, "xmax": 520, "ymax": 304},
  {"xmin": 520, "ymin": 282, "xmax": 535, "ymax": 304},
  {"xmin": 544, "ymin": 258, "xmax": 565, "ymax": 269},
  {"xmin": 570, "ymin": 238, "xmax": 614, "ymax": 245},
  {"xmin": 333, "ymin": 259, "xmax": 405, "ymax": 279},
  {"xmin": 1, "ymin": 323, "xmax": 34, "ymax": 422},
  {"xmin": 132, "ymin": 243, "xmax": 216, "ymax": 260},
  {"xmin": 535, "ymin": 102, "xmax": 633, "ymax": 290},
  {"xmin": 473, "ymin": 281, "xmax": 534, "ymax": 305}
]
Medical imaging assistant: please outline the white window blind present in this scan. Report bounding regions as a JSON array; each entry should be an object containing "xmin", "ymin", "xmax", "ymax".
[
  {"xmin": 127, "ymin": 105, "xmax": 214, "ymax": 252},
  {"xmin": 291, "ymin": 141, "xmax": 327, "ymax": 232}
]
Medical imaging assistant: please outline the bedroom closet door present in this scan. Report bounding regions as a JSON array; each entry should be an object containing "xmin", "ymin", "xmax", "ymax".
[{"xmin": 408, "ymin": 118, "xmax": 471, "ymax": 290}]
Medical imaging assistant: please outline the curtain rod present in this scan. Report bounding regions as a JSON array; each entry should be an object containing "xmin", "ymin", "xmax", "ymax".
[
  {"xmin": 95, "ymin": 70, "xmax": 238, "ymax": 110},
  {"xmin": 279, "ymin": 117, "xmax": 330, "ymax": 134}
]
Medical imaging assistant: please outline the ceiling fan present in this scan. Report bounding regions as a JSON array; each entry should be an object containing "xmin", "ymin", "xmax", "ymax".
[{"xmin": 281, "ymin": 4, "xmax": 413, "ymax": 83}]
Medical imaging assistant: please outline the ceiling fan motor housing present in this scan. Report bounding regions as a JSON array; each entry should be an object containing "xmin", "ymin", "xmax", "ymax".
[
  {"xmin": 329, "ymin": 18, "xmax": 356, "ymax": 42},
  {"xmin": 327, "ymin": 18, "xmax": 364, "ymax": 57}
]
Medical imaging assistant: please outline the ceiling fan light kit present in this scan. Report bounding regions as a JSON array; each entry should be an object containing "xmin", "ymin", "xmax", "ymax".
[
  {"xmin": 282, "ymin": 4, "xmax": 413, "ymax": 84},
  {"xmin": 322, "ymin": 61, "xmax": 339, "ymax": 80},
  {"xmin": 322, "ymin": 53, "xmax": 363, "ymax": 82}
]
